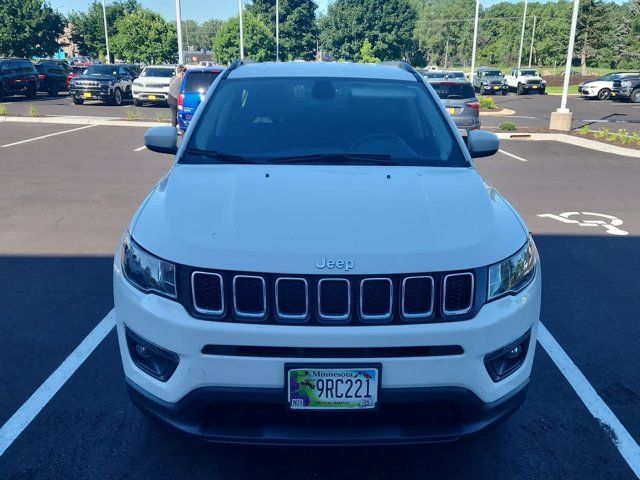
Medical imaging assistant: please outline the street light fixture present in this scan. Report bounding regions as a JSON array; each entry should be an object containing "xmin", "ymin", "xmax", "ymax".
[
  {"xmin": 101, "ymin": 0, "xmax": 110, "ymax": 64},
  {"xmin": 517, "ymin": 0, "xmax": 528, "ymax": 69},
  {"xmin": 469, "ymin": 0, "xmax": 480, "ymax": 85},
  {"xmin": 276, "ymin": 0, "xmax": 280, "ymax": 62},
  {"xmin": 175, "ymin": 0, "xmax": 184, "ymax": 64},
  {"xmin": 238, "ymin": 0, "xmax": 245, "ymax": 60}
]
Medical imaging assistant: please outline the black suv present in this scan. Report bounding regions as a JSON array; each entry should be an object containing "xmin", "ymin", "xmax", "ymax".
[
  {"xmin": 35, "ymin": 63, "xmax": 68, "ymax": 96},
  {"xmin": 0, "ymin": 58, "xmax": 38, "ymax": 100},
  {"xmin": 611, "ymin": 74, "xmax": 640, "ymax": 103},
  {"xmin": 69, "ymin": 64, "xmax": 137, "ymax": 105}
]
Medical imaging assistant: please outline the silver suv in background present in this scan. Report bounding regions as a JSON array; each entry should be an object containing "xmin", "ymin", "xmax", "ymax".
[{"xmin": 430, "ymin": 80, "xmax": 480, "ymax": 133}]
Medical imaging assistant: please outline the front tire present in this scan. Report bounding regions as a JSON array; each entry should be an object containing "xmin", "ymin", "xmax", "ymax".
[
  {"xmin": 110, "ymin": 88, "xmax": 123, "ymax": 106},
  {"xmin": 72, "ymin": 97, "xmax": 84, "ymax": 105},
  {"xmin": 630, "ymin": 88, "xmax": 640, "ymax": 104},
  {"xmin": 134, "ymin": 99, "xmax": 143, "ymax": 107},
  {"xmin": 48, "ymin": 86, "xmax": 59, "ymax": 97},
  {"xmin": 516, "ymin": 84, "xmax": 525, "ymax": 95},
  {"xmin": 25, "ymin": 86, "xmax": 37, "ymax": 99},
  {"xmin": 598, "ymin": 88, "xmax": 611, "ymax": 101}
]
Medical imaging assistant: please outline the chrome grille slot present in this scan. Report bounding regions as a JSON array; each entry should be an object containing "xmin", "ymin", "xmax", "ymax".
[
  {"xmin": 402, "ymin": 276, "xmax": 434, "ymax": 319},
  {"xmin": 360, "ymin": 278, "xmax": 392, "ymax": 321},
  {"xmin": 443, "ymin": 273, "xmax": 474, "ymax": 315},
  {"xmin": 275, "ymin": 278, "xmax": 308, "ymax": 321},
  {"xmin": 318, "ymin": 278, "xmax": 350, "ymax": 321},
  {"xmin": 191, "ymin": 272, "xmax": 224, "ymax": 315},
  {"xmin": 233, "ymin": 275, "xmax": 267, "ymax": 319}
]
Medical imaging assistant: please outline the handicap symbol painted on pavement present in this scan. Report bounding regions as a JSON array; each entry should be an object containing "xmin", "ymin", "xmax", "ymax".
[{"xmin": 537, "ymin": 212, "xmax": 629, "ymax": 236}]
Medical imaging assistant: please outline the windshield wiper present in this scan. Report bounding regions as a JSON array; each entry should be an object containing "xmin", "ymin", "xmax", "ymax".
[
  {"xmin": 184, "ymin": 148, "xmax": 257, "ymax": 164},
  {"xmin": 270, "ymin": 153, "xmax": 395, "ymax": 165}
]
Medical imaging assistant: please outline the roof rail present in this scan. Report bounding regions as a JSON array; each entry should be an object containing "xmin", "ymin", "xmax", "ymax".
[
  {"xmin": 221, "ymin": 59, "xmax": 256, "ymax": 79},
  {"xmin": 380, "ymin": 61, "xmax": 423, "ymax": 82}
]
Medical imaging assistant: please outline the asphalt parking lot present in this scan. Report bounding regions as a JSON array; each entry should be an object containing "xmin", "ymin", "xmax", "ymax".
[{"xmin": 0, "ymin": 120, "xmax": 639, "ymax": 479}]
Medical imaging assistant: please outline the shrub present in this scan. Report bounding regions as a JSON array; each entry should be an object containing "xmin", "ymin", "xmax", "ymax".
[
  {"xmin": 127, "ymin": 108, "xmax": 143, "ymax": 121},
  {"xmin": 499, "ymin": 121, "xmax": 517, "ymax": 131},
  {"xmin": 478, "ymin": 96, "xmax": 496, "ymax": 110},
  {"xmin": 0, "ymin": 103, "xmax": 7, "ymax": 116},
  {"xmin": 577, "ymin": 125, "xmax": 590, "ymax": 135},
  {"xmin": 27, "ymin": 106, "xmax": 39, "ymax": 117},
  {"xmin": 593, "ymin": 127, "xmax": 609, "ymax": 139}
]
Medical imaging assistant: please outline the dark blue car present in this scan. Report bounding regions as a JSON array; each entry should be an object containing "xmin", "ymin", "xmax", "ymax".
[{"xmin": 177, "ymin": 67, "xmax": 223, "ymax": 131}]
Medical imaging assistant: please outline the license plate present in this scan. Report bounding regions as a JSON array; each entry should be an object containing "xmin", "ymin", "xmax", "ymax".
[
  {"xmin": 287, "ymin": 366, "xmax": 379, "ymax": 410},
  {"xmin": 148, "ymin": 95, "xmax": 156, "ymax": 100},
  {"xmin": 83, "ymin": 92, "xmax": 92, "ymax": 98},
  {"xmin": 447, "ymin": 107, "xmax": 455, "ymax": 115},
  {"xmin": 494, "ymin": 86, "xmax": 500, "ymax": 90},
  {"xmin": 531, "ymin": 85, "xmax": 538, "ymax": 89}
]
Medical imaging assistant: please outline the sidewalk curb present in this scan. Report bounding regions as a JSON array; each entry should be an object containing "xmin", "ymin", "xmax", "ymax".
[
  {"xmin": 0, "ymin": 115, "xmax": 168, "ymax": 128},
  {"xmin": 497, "ymin": 132, "xmax": 640, "ymax": 158},
  {"xmin": 480, "ymin": 108, "xmax": 516, "ymax": 117}
]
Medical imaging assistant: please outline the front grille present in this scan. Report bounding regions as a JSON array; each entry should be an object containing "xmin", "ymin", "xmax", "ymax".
[
  {"xmin": 443, "ymin": 273, "xmax": 474, "ymax": 315},
  {"xmin": 187, "ymin": 269, "xmax": 478, "ymax": 325},
  {"xmin": 526, "ymin": 79, "xmax": 542, "ymax": 85}
]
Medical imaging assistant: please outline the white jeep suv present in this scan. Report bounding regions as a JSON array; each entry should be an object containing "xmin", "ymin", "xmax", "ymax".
[
  {"xmin": 132, "ymin": 65, "xmax": 175, "ymax": 106},
  {"xmin": 114, "ymin": 61, "xmax": 541, "ymax": 444}
]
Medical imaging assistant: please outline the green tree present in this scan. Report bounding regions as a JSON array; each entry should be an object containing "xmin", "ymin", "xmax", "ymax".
[
  {"xmin": 182, "ymin": 19, "xmax": 223, "ymax": 51},
  {"xmin": 110, "ymin": 8, "xmax": 177, "ymax": 63},
  {"xmin": 248, "ymin": 0, "xmax": 318, "ymax": 60},
  {"xmin": 360, "ymin": 38, "xmax": 380, "ymax": 62},
  {"xmin": 212, "ymin": 13, "xmax": 275, "ymax": 64},
  {"xmin": 68, "ymin": 0, "xmax": 139, "ymax": 60},
  {"xmin": 319, "ymin": 0, "xmax": 417, "ymax": 61},
  {"xmin": 0, "ymin": 0, "xmax": 65, "ymax": 57}
]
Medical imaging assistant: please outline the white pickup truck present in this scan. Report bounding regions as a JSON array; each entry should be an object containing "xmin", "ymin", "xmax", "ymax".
[{"xmin": 504, "ymin": 68, "xmax": 546, "ymax": 95}]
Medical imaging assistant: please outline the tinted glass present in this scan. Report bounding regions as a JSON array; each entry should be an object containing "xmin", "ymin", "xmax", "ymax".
[
  {"xmin": 482, "ymin": 70, "xmax": 501, "ymax": 76},
  {"xmin": 423, "ymin": 72, "xmax": 447, "ymax": 78},
  {"xmin": 183, "ymin": 77, "xmax": 467, "ymax": 167},
  {"xmin": 184, "ymin": 71, "xmax": 220, "ymax": 92},
  {"xmin": 431, "ymin": 83, "xmax": 476, "ymax": 99},
  {"xmin": 446, "ymin": 72, "xmax": 465, "ymax": 78},
  {"xmin": 520, "ymin": 70, "xmax": 538, "ymax": 76},
  {"xmin": 84, "ymin": 65, "xmax": 119, "ymax": 76},
  {"xmin": 20, "ymin": 61, "xmax": 35, "ymax": 73},
  {"xmin": 141, "ymin": 67, "xmax": 175, "ymax": 78}
]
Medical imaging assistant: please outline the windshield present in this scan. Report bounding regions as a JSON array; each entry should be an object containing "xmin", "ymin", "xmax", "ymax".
[
  {"xmin": 520, "ymin": 70, "xmax": 538, "ymax": 76},
  {"xmin": 482, "ymin": 70, "xmax": 501, "ymax": 77},
  {"xmin": 423, "ymin": 72, "xmax": 447, "ymax": 78},
  {"xmin": 184, "ymin": 71, "xmax": 221, "ymax": 93},
  {"xmin": 142, "ymin": 67, "xmax": 174, "ymax": 78},
  {"xmin": 431, "ymin": 83, "xmax": 475, "ymax": 100},
  {"xmin": 182, "ymin": 77, "xmax": 468, "ymax": 167},
  {"xmin": 446, "ymin": 72, "xmax": 465, "ymax": 78},
  {"xmin": 83, "ymin": 65, "xmax": 118, "ymax": 76}
]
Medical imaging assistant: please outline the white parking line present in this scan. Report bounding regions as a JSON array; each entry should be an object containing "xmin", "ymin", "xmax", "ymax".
[
  {"xmin": 538, "ymin": 322, "xmax": 640, "ymax": 476},
  {"xmin": 499, "ymin": 149, "xmax": 528, "ymax": 162},
  {"xmin": 0, "ymin": 310, "xmax": 115, "ymax": 457},
  {"xmin": 133, "ymin": 146, "xmax": 146, "ymax": 152},
  {"xmin": 0, "ymin": 124, "xmax": 98, "ymax": 148}
]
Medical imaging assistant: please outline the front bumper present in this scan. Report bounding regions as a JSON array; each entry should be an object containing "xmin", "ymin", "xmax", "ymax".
[
  {"xmin": 132, "ymin": 87, "xmax": 170, "ymax": 101},
  {"xmin": 70, "ymin": 87, "xmax": 111, "ymax": 100},
  {"xmin": 114, "ymin": 261, "xmax": 541, "ymax": 443},
  {"xmin": 611, "ymin": 89, "xmax": 631, "ymax": 100},
  {"xmin": 480, "ymin": 84, "xmax": 508, "ymax": 94}
]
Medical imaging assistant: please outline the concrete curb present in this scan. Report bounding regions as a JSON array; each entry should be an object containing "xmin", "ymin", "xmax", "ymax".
[
  {"xmin": 496, "ymin": 132, "xmax": 640, "ymax": 158},
  {"xmin": 0, "ymin": 115, "xmax": 168, "ymax": 128},
  {"xmin": 480, "ymin": 108, "xmax": 516, "ymax": 117}
]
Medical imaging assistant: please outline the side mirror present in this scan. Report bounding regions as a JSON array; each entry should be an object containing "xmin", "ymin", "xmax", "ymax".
[
  {"xmin": 144, "ymin": 126, "xmax": 177, "ymax": 154},
  {"xmin": 467, "ymin": 130, "xmax": 499, "ymax": 158}
]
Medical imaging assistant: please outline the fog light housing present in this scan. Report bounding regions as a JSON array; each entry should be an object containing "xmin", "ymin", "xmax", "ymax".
[
  {"xmin": 484, "ymin": 330, "xmax": 531, "ymax": 382},
  {"xmin": 125, "ymin": 327, "xmax": 179, "ymax": 382}
]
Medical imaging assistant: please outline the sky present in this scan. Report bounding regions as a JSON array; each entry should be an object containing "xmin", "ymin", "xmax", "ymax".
[{"xmin": 56, "ymin": 0, "xmax": 332, "ymax": 20}]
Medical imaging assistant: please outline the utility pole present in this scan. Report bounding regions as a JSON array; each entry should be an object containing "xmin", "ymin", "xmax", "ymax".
[
  {"xmin": 549, "ymin": 0, "xmax": 580, "ymax": 130},
  {"xmin": 175, "ymin": 0, "xmax": 184, "ymax": 64},
  {"xmin": 528, "ymin": 15, "xmax": 537, "ymax": 67},
  {"xmin": 443, "ymin": 39, "xmax": 449, "ymax": 69},
  {"xmin": 238, "ymin": 0, "xmax": 244, "ymax": 59},
  {"xmin": 470, "ymin": 0, "xmax": 480, "ymax": 85},
  {"xmin": 517, "ymin": 0, "xmax": 528, "ymax": 69},
  {"xmin": 276, "ymin": 0, "xmax": 280, "ymax": 62},
  {"xmin": 101, "ymin": 0, "xmax": 110, "ymax": 63}
]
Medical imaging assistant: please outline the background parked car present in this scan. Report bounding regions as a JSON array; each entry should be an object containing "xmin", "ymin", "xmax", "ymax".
[
  {"xmin": 430, "ymin": 79, "xmax": 480, "ymax": 133},
  {"xmin": 611, "ymin": 74, "xmax": 640, "ymax": 103},
  {"xmin": 0, "ymin": 58, "xmax": 38, "ymax": 100},
  {"xmin": 35, "ymin": 63, "xmax": 68, "ymax": 96},
  {"xmin": 66, "ymin": 65, "xmax": 87, "ymax": 90},
  {"xmin": 70, "ymin": 64, "xmax": 137, "ymax": 106},
  {"xmin": 177, "ymin": 66, "xmax": 223, "ymax": 130},
  {"xmin": 473, "ymin": 67, "xmax": 508, "ymax": 95},
  {"xmin": 504, "ymin": 68, "xmax": 546, "ymax": 94},
  {"xmin": 132, "ymin": 65, "xmax": 176, "ymax": 106},
  {"xmin": 445, "ymin": 70, "xmax": 466, "ymax": 80},
  {"xmin": 579, "ymin": 72, "xmax": 639, "ymax": 100},
  {"xmin": 419, "ymin": 69, "xmax": 449, "ymax": 81},
  {"xmin": 37, "ymin": 59, "xmax": 71, "ymax": 73}
]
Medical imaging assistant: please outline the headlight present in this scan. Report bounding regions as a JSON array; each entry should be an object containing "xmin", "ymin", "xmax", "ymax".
[
  {"xmin": 121, "ymin": 234, "xmax": 176, "ymax": 298},
  {"xmin": 541, "ymin": 80, "xmax": 547, "ymax": 84},
  {"xmin": 488, "ymin": 237, "xmax": 537, "ymax": 301}
]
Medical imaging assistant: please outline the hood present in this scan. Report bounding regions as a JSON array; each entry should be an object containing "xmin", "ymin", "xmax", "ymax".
[
  {"xmin": 136, "ymin": 76, "xmax": 171, "ymax": 85},
  {"xmin": 482, "ymin": 75, "xmax": 504, "ymax": 82},
  {"xmin": 131, "ymin": 165, "xmax": 527, "ymax": 274},
  {"xmin": 76, "ymin": 74, "xmax": 114, "ymax": 82}
]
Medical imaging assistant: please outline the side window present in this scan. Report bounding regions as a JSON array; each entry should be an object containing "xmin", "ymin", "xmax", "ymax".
[
  {"xmin": 0, "ymin": 62, "xmax": 10, "ymax": 73},
  {"xmin": 20, "ymin": 61, "xmax": 34, "ymax": 73},
  {"xmin": 119, "ymin": 66, "xmax": 127, "ymax": 76}
]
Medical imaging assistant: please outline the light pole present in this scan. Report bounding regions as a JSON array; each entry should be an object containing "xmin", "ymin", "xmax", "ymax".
[
  {"xmin": 469, "ymin": 0, "xmax": 480, "ymax": 85},
  {"xmin": 517, "ymin": 0, "xmax": 528, "ymax": 69},
  {"xmin": 175, "ymin": 0, "xmax": 184, "ymax": 64},
  {"xmin": 238, "ymin": 0, "xmax": 245, "ymax": 60},
  {"xmin": 549, "ymin": 0, "xmax": 580, "ymax": 130},
  {"xmin": 528, "ymin": 15, "xmax": 537, "ymax": 67},
  {"xmin": 276, "ymin": 0, "xmax": 280, "ymax": 62},
  {"xmin": 101, "ymin": 0, "xmax": 110, "ymax": 63}
]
